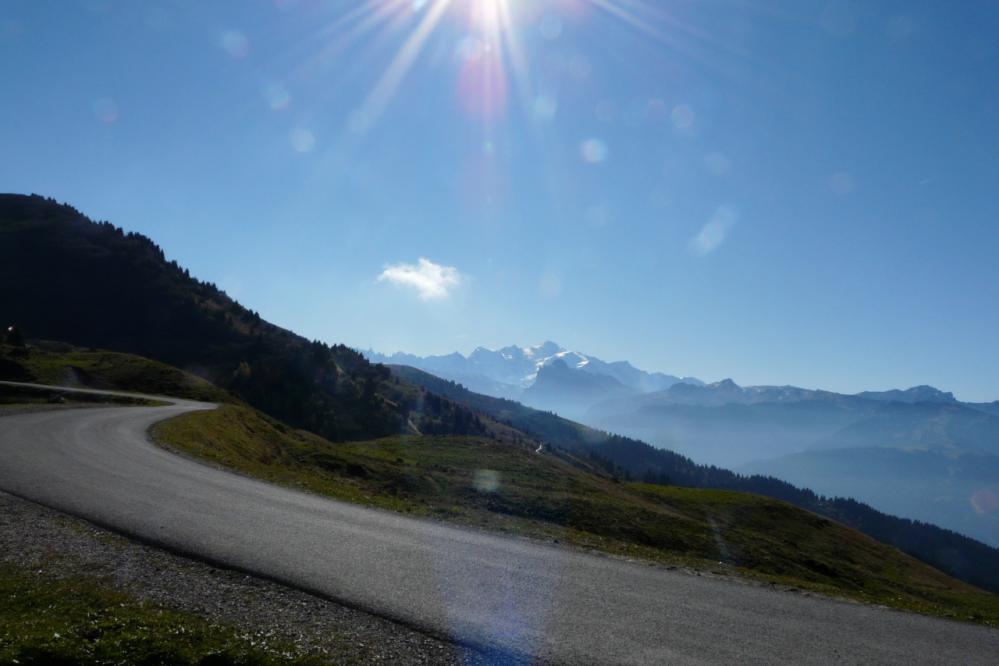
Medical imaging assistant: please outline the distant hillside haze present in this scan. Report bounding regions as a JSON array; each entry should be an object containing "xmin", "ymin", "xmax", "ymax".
[
  {"xmin": 741, "ymin": 448, "xmax": 999, "ymax": 547},
  {"xmin": 391, "ymin": 364, "xmax": 999, "ymax": 592},
  {"xmin": 374, "ymin": 343, "xmax": 999, "ymax": 547},
  {"xmin": 584, "ymin": 378, "xmax": 999, "ymax": 465},
  {"xmin": 586, "ymin": 377, "xmax": 999, "ymax": 546},
  {"xmin": 366, "ymin": 342, "xmax": 997, "ymax": 466},
  {"xmin": 970, "ymin": 401, "xmax": 999, "ymax": 417},
  {"xmin": 857, "ymin": 386, "xmax": 959, "ymax": 404}
]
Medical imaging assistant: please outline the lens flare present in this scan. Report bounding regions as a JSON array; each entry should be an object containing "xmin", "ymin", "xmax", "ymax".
[
  {"xmin": 220, "ymin": 29, "xmax": 250, "ymax": 59},
  {"xmin": 301, "ymin": 0, "xmax": 536, "ymax": 134},
  {"xmin": 290, "ymin": 128, "xmax": 316, "ymax": 153},
  {"xmin": 532, "ymin": 93, "xmax": 558, "ymax": 122},
  {"xmin": 263, "ymin": 83, "xmax": 291, "ymax": 111},
  {"xmin": 291, "ymin": 0, "xmax": 731, "ymax": 142},
  {"xmin": 580, "ymin": 138, "xmax": 609, "ymax": 164},
  {"xmin": 671, "ymin": 104, "xmax": 695, "ymax": 130},
  {"xmin": 352, "ymin": 0, "xmax": 453, "ymax": 134},
  {"xmin": 92, "ymin": 98, "xmax": 119, "ymax": 124},
  {"xmin": 970, "ymin": 489, "xmax": 999, "ymax": 516}
]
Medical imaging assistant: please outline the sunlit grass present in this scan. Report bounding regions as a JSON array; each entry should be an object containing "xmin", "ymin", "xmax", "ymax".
[{"xmin": 0, "ymin": 343, "xmax": 231, "ymax": 404}]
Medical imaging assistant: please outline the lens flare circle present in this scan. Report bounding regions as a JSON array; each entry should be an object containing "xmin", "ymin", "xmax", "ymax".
[{"xmin": 580, "ymin": 138, "xmax": 608, "ymax": 164}]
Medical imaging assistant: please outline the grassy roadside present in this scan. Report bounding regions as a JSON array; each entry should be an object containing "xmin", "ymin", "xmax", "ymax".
[
  {"xmin": 0, "ymin": 343, "xmax": 231, "ymax": 403},
  {"xmin": 0, "ymin": 349, "xmax": 322, "ymax": 664},
  {"xmin": 0, "ymin": 382, "xmax": 167, "ymax": 410},
  {"xmin": 153, "ymin": 404, "xmax": 999, "ymax": 627},
  {"xmin": 0, "ymin": 563, "xmax": 324, "ymax": 666}
]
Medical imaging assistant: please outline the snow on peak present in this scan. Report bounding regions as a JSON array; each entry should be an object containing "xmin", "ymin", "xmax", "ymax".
[{"xmin": 523, "ymin": 340, "xmax": 563, "ymax": 359}]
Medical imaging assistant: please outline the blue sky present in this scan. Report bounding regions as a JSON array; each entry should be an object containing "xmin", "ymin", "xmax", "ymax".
[{"xmin": 2, "ymin": 1, "xmax": 998, "ymax": 400}]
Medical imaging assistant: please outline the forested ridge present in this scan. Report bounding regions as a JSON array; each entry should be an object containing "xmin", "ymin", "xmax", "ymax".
[{"xmin": 0, "ymin": 194, "xmax": 484, "ymax": 442}]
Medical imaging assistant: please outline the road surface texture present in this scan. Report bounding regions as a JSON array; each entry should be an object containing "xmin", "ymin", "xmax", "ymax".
[{"xmin": 1, "ymin": 382, "xmax": 997, "ymax": 664}]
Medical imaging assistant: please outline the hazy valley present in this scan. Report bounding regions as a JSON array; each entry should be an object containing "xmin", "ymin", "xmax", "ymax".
[{"xmin": 367, "ymin": 343, "xmax": 999, "ymax": 547}]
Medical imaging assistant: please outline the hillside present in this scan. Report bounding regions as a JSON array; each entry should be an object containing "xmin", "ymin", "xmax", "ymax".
[
  {"xmin": 373, "ymin": 345, "xmax": 999, "ymax": 550},
  {"xmin": 581, "ymin": 376, "xmax": 999, "ymax": 546},
  {"xmin": 0, "ymin": 194, "xmax": 483, "ymax": 442},
  {"xmin": 152, "ymin": 402, "xmax": 999, "ymax": 626},
  {"xmin": 1, "ymin": 340, "xmax": 230, "ymax": 404},
  {"xmin": 391, "ymin": 365, "xmax": 999, "ymax": 594}
]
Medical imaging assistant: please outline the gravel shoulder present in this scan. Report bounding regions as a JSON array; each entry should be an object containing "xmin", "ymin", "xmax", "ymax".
[{"xmin": 0, "ymin": 490, "xmax": 488, "ymax": 665}]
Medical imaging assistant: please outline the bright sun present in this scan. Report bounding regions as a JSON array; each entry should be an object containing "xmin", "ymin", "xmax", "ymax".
[{"xmin": 331, "ymin": 0, "xmax": 667, "ymax": 134}]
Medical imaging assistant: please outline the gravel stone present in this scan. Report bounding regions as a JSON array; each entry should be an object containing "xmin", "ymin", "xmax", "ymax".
[{"xmin": 0, "ymin": 490, "xmax": 491, "ymax": 664}]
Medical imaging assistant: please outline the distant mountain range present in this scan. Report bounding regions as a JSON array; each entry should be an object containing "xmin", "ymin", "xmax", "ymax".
[
  {"xmin": 368, "ymin": 343, "xmax": 999, "ymax": 547},
  {"xmin": 364, "ymin": 341, "xmax": 703, "ymax": 416},
  {"xmin": 587, "ymin": 379, "xmax": 999, "ymax": 462},
  {"xmin": 585, "ymin": 378, "xmax": 999, "ymax": 545}
]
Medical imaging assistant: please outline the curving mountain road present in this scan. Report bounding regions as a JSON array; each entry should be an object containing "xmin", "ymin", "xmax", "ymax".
[{"xmin": 1, "ymin": 383, "xmax": 997, "ymax": 664}]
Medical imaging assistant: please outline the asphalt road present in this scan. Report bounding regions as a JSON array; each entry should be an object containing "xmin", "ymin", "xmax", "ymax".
[{"xmin": 1, "ymin": 383, "xmax": 997, "ymax": 664}]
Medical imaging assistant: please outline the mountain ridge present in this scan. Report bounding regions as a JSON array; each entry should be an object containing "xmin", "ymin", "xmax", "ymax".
[
  {"xmin": 364, "ymin": 341, "xmax": 705, "ymax": 399},
  {"xmin": 372, "ymin": 341, "xmax": 999, "ymax": 547},
  {"xmin": 367, "ymin": 345, "xmax": 982, "ymax": 414}
]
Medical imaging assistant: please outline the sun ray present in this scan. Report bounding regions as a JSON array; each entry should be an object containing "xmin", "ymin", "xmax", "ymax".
[
  {"xmin": 496, "ymin": 0, "xmax": 534, "ymax": 118},
  {"xmin": 350, "ymin": 0, "xmax": 453, "ymax": 134},
  {"xmin": 289, "ymin": 0, "xmax": 773, "ymax": 139},
  {"xmin": 580, "ymin": 0, "xmax": 772, "ymax": 89},
  {"xmin": 291, "ymin": 1, "xmax": 401, "ymax": 77}
]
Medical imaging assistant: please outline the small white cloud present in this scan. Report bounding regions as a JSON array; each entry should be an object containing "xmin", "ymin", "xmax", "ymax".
[
  {"xmin": 378, "ymin": 258, "xmax": 462, "ymax": 300},
  {"xmin": 689, "ymin": 206, "xmax": 738, "ymax": 256}
]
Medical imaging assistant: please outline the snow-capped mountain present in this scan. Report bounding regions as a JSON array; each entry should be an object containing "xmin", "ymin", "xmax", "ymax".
[
  {"xmin": 521, "ymin": 358, "xmax": 637, "ymax": 420},
  {"xmin": 362, "ymin": 341, "xmax": 703, "ymax": 406}
]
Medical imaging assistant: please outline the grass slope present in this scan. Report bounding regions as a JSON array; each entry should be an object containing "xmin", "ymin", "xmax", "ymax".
[
  {"xmin": 153, "ymin": 404, "xmax": 999, "ymax": 627},
  {"xmin": 0, "ymin": 383, "xmax": 163, "ymax": 409},
  {"xmin": 0, "ymin": 342, "xmax": 231, "ymax": 403}
]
